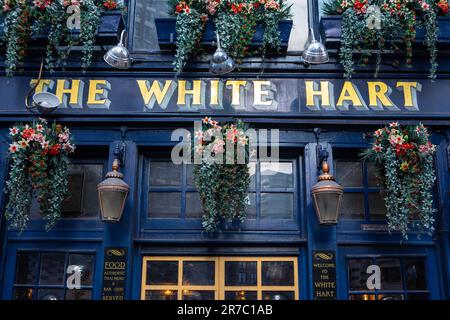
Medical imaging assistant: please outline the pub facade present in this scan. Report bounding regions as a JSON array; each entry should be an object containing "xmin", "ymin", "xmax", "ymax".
[{"xmin": 0, "ymin": 0, "xmax": 449, "ymax": 300}]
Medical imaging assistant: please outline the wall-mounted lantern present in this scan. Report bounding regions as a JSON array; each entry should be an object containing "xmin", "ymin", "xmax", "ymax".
[
  {"xmin": 210, "ymin": 33, "xmax": 235, "ymax": 75},
  {"xmin": 301, "ymin": 28, "xmax": 329, "ymax": 65},
  {"xmin": 97, "ymin": 143, "xmax": 129, "ymax": 223},
  {"xmin": 311, "ymin": 128, "xmax": 343, "ymax": 225},
  {"xmin": 25, "ymin": 59, "xmax": 61, "ymax": 114}
]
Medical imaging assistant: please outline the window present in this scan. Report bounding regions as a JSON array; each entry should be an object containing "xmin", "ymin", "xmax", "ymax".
[
  {"xmin": 144, "ymin": 157, "xmax": 299, "ymax": 226},
  {"xmin": 13, "ymin": 251, "xmax": 95, "ymax": 300},
  {"xmin": 30, "ymin": 162, "xmax": 105, "ymax": 219},
  {"xmin": 334, "ymin": 155, "xmax": 386, "ymax": 221},
  {"xmin": 248, "ymin": 160, "xmax": 297, "ymax": 220},
  {"xmin": 347, "ymin": 256, "xmax": 429, "ymax": 300},
  {"xmin": 131, "ymin": 0, "xmax": 310, "ymax": 52},
  {"xmin": 141, "ymin": 256, "xmax": 299, "ymax": 300}
]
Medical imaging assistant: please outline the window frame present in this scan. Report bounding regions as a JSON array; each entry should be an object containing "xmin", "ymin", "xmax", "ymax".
[
  {"xmin": 139, "ymin": 152, "xmax": 303, "ymax": 232},
  {"xmin": 11, "ymin": 249, "xmax": 97, "ymax": 300},
  {"xmin": 141, "ymin": 256, "xmax": 299, "ymax": 300}
]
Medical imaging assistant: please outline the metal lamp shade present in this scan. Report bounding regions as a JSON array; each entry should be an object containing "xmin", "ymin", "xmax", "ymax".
[
  {"xmin": 311, "ymin": 162, "xmax": 344, "ymax": 225},
  {"xmin": 302, "ymin": 28, "xmax": 329, "ymax": 65},
  {"xmin": 104, "ymin": 30, "xmax": 131, "ymax": 69},
  {"xmin": 97, "ymin": 160, "xmax": 130, "ymax": 223},
  {"xmin": 210, "ymin": 33, "xmax": 235, "ymax": 75},
  {"xmin": 32, "ymin": 92, "xmax": 60, "ymax": 114}
]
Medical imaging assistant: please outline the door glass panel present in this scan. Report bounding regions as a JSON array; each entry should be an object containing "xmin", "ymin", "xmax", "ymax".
[
  {"xmin": 68, "ymin": 254, "xmax": 95, "ymax": 286},
  {"xmin": 377, "ymin": 258, "xmax": 402, "ymax": 290},
  {"xmin": 146, "ymin": 261, "xmax": 178, "ymax": 285},
  {"xmin": 225, "ymin": 261, "xmax": 257, "ymax": 286},
  {"xmin": 368, "ymin": 193, "xmax": 387, "ymax": 218},
  {"xmin": 246, "ymin": 193, "xmax": 257, "ymax": 219},
  {"xmin": 349, "ymin": 294, "xmax": 376, "ymax": 300},
  {"xmin": 262, "ymin": 261, "xmax": 294, "ymax": 286},
  {"xmin": 248, "ymin": 162, "xmax": 256, "ymax": 189},
  {"xmin": 348, "ymin": 258, "xmax": 373, "ymax": 291},
  {"xmin": 183, "ymin": 290, "xmax": 215, "ymax": 300},
  {"xmin": 65, "ymin": 289, "xmax": 92, "ymax": 300},
  {"xmin": 185, "ymin": 193, "xmax": 203, "ymax": 218},
  {"xmin": 261, "ymin": 193, "xmax": 293, "ymax": 219},
  {"xmin": 13, "ymin": 288, "xmax": 34, "ymax": 300},
  {"xmin": 225, "ymin": 291, "xmax": 258, "ymax": 300},
  {"xmin": 261, "ymin": 162, "xmax": 293, "ymax": 189},
  {"xmin": 145, "ymin": 290, "xmax": 178, "ymax": 300},
  {"xmin": 37, "ymin": 288, "xmax": 65, "ymax": 300},
  {"xmin": 335, "ymin": 161, "xmax": 363, "ymax": 187},
  {"xmin": 378, "ymin": 294, "xmax": 404, "ymax": 300},
  {"xmin": 15, "ymin": 253, "xmax": 39, "ymax": 285},
  {"xmin": 148, "ymin": 192, "xmax": 181, "ymax": 218},
  {"xmin": 150, "ymin": 162, "xmax": 181, "ymax": 186},
  {"xmin": 340, "ymin": 193, "xmax": 365, "ymax": 219},
  {"xmin": 183, "ymin": 261, "xmax": 215, "ymax": 285},
  {"xmin": 262, "ymin": 291, "xmax": 295, "ymax": 300},
  {"xmin": 404, "ymin": 259, "xmax": 427, "ymax": 290},
  {"xmin": 367, "ymin": 162, "xmax": 379, "ymax": 187},
  {"xmin": 39, "ymin": 253, "xmax": 65, "ymax": 285}
]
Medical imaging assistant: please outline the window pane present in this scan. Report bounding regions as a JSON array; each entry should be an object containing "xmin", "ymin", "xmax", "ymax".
[
  {"xmin": 248, "ymin": 162, "xmax": 256, "ymax": 189},
  {"xmin": 13, "ymin": 288, "xmax": 34, "ymax": 300},
  {"xmin": 187, "ymin": 164, "xmax": 195, "ymax": 186},
  {"xmin": 348, "ymin": 258, "xmax": 373, "ymax": 291},
  {"xmin": 287, "ymin": 0, "xmax": 309, "ymax": 51},
  {"xmin": 65, "ymin": 289, "xmax": 92, "ymax": 300},
  {"xmin": 39, "ymin": 253, "xmax": 66, "ymax": 285},
  {"xmin": 183, "ymin": 290, "xmax": 215, "ymax": 300},
  {"xmin": 404, "ymin": 259, "xmax": 427, "ymax": 290},
  {"xmin": 148, "ymin": 192, "xmax": 181, "ymax": 218},
  {"xmin": 183, "ymin": 261, "xmax": 215, "ymax": 285},
  {"xmin": 335, "ymin": 160, "xmax": 363, "ymax": 187},
  {"xmin": 262, "ymin": 291, "xmax": 295, "ymax": 300},
  {"xmin": 225, "ymin": 291, "xmax": 257, "ymax": 300},
  {"xmin": 225, "ymin": 261, "xmax": 257, "ymax": 286},
  {"xmin": 150, "ymin": 162, "xmax": 182, "ymax": 186},
  {"xmin": 340, "ymin": 193, "xmax": 365, "ymax": 219},
  {"xmin": 261, "ymin": 162, "xmax": 293, "ymax": 189},
  {"xmin": 378, "ymin": 294, "xmax": 404, "ymax": 300},
  {"xmin": 186, "ymin": 192, "xmax": 203, "ymax": 218},
  {"xmin": 377, "ymin": 258, "xmax": 403, "ymax": 290},
  {"xmin": 62, "ymin": 164, "xmax": 103, "ymax": 218},
  {"xmin": 261, "ymin": 193, "xmax": 293, "ymax": 219},
  {"xmin": 37, "ymin": 288, "xmax": 65, "ymax": 300},
  {"xmin": 262, "ymin": 261, "xmax": 294, "ymax": 286},
  {"xmin": 349, "ymin": 294, "xmax": 376, "ymax": 300},
  {"xmin": 246, "ymin": 193, "xmax": 257, "ymax": 219},
  {"xmin": 367, "ymin": 162, "xmax": 379, "ymax": 187},
  {"xmin": 68, "ymin": 254, "xmax": 95, "ymax": 286},
  {"xmin": 369, "ymin": 193, "xmax": 387, "ymax": 218},
  {"xmin": 145, "ymin": 290, "xmax": 178, "ymax": 300},
  {"xmin": 15, "ymin": 253, "xmax": 39, "ymax": 285},
  {"xmin": 407, "ymin": 293, "xmax": 430, "ymax": 300},
  {"xmin": 146, "ymin": 261, "xmax": 178, "ymax": 285},
  {"xmin": 133, "ymin": 0, "xmax": 170, "ymax": 51}
]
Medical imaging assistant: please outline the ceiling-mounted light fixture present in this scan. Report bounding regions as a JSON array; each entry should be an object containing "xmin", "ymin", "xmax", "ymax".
[
  {"xmin": 302, "ymin": 28, "xmax": 329, "ymax": 65},
  {"xmin": 25, "ymin": 60, "xmax": 61, "ymax": 114},
  {"xmin": 209, "ymin": 32, "xmax": 236, "ymax": 75}
]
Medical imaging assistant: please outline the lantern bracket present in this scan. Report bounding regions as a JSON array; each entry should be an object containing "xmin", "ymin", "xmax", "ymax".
[
  {"xmin": 314, "ymin": 128, "xmax": 329, "ymax": 171},
  {"xmin": 114, "ymin": 126, "xmax": 127, "ymax": 167}
]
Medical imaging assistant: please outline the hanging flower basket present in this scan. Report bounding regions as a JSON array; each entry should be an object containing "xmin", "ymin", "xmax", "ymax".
[
  {"xmin": 193, "ymin": 117, "xmax": 251, "ymax": 233},
  {"xmin": 320, "ymin": 0, "xmax": 450, "ymax": 79},
  {"xmin": 0, "ymin": 0, "xmax": 125, "ymax": 76},
  {"xmin": 362, "ymin": 122, "xmax": 437, "ymax": 239},
  {"xmin": 165, "ymin": 0, "xmax": 293, "ymax": 74},
  {"xmin": 4, "ymin": 118, "xmax": 76, "ymax": 232}
]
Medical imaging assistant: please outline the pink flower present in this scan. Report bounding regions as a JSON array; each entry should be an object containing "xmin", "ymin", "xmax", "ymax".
[
  {"xmin": 58, "ymin": 133, "xmax": 70, "ymax": 143},
  {"xmin": 226, "ymin": 129, "xmax": 239, "ymax": 142},
  {"xmin": 194, "ymin": 130, "xmax": 204, "ymax": 140},
  {"xmin": 372, "ymin": 144, "xmax": 383, "ymax": 152},
  {"xmin": 19, "ymin": 140, "xmax": 29, "ymax": 149},
  {"xmin": 8, "ymin": 142, "xmax": 19, "ymax": 153},
  {"xmin": 421, "ymin": 2, "xmax": 430, "ymax": 11},
  {"xmin": 34, "ymin": 133, "xmax": 44, "ymax": 143},
  {"xmin": 212, "ymin": 139, "xmax": 225, "ymax": 154},
  {"xmin": 63, "ymin": 143, "xmax": 75, "ymax": 153},
  {"xmin": 41, "ymin": 140, "xmax": 50, "ymax": 149},
  {"xmin": 9, "ymin": 127, "xmax": 19, "ymax": 136},
  {"xmin": 389, "ymin": 135, "xmax": 404, "ymax": 146},
  {"xmin": 374, "ymin": 129, "xmax": 383, "ymax": 137},
  {"xmin": 202, "ymin": 117, "xmax": 210, "ymax": 124},
  {"xmin": 36, "ymin": 124, "xmax": 44, "ymax": 132},
  {"xmin": 389, "ymin": 122, "xmax": 399, "ymax": 128}
]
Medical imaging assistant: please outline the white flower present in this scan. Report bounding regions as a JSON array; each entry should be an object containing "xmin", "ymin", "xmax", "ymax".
[
  {"xmin": 8, "ymin": 142, "xmax": 19, "ymax": 153},
  {"xmin": 9, "ymin": 127, "xmax": 19, "ymax": 136}
]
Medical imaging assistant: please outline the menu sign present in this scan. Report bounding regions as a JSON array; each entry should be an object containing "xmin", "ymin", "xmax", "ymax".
[
  {"xmin": 101, "ymin": 248, "xmax": 127, "ymax": 301},
  {"xmin": 312, "ymin": 251, "xmax": 337, "ymax": 300}
]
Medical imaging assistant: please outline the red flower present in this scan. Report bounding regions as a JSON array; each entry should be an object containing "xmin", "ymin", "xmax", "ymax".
[
  {"xmin": 49, "ymin": 144, "xmax": 61, "ymax": 155},
  {"xmin": 438, "ymin": 0, "xmax": 449, "ymax": 14},
  {"xmin": 175, "ymin": 4, "xmax": 183, "ymax": 12}
]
